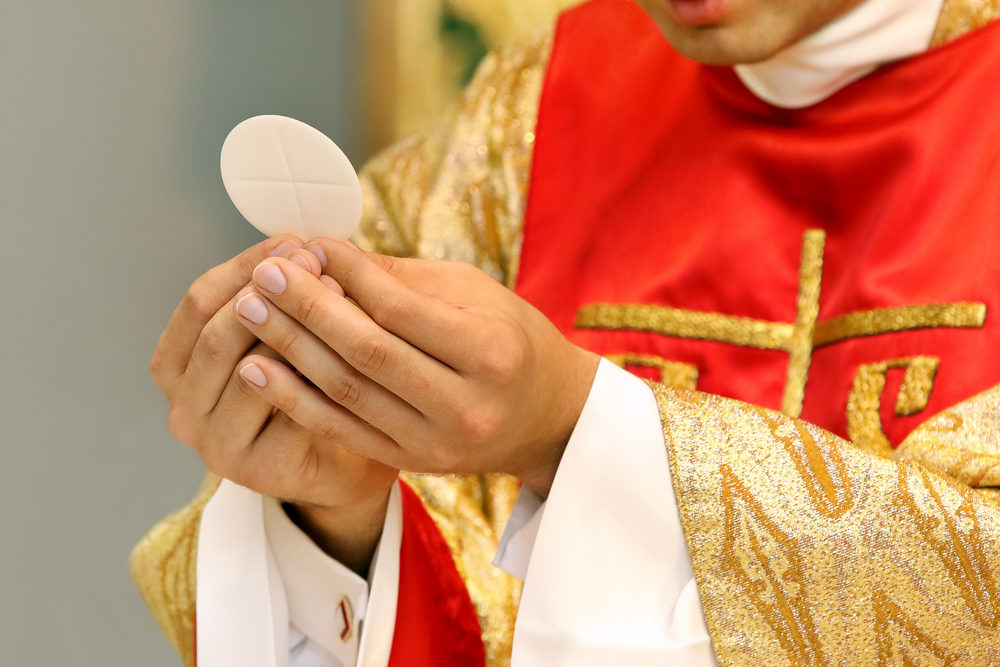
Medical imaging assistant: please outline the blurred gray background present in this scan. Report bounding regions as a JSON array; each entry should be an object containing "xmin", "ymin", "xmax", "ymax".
[{"xmin": 2, "ymin": 1, "xmax": 362, "ymax": 663}]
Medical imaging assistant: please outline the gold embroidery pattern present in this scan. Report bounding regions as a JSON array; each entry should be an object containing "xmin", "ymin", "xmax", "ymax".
[
  {"xmin": 847, "ymin": 357, "xmax": 941, "ymax": 458},
  {"xmin": 605, "ymin": 353, "xmax": 698, "ymax": 390},
  {"xmin": 721, "ymin": 464, "xmax": 825, "ymax": 665},
  {"xmin": 576, "ymin": 303, "xmax": 793, "ymax": 350},
  {"xmin": 813, "ymin": 304, "xmax": 986, "ymax": 347},
  {"xmin": 751, "ymin": 406, "xmax": 853, "ymax": 518},
  {"xmin": 577, "ymin": 230, "xmax": 986, "ymax": 422},
  {"xmin": 895, "ymin": 385, "xmax": 1000, "ymax": 492},
  {"xmin": 782, "ymin": 230, "xmax": 825, "ymax": 417},
  {"xmin": 652, "ymin": 382, "xmax": 1000, "ymax": 666},
  {"xmin": 873, "ymin": 589, "xmax": 958, "ymax": 665},
  {"xmin": 898, "ymin": 464, "xmax": 1000, "ymax": 628}
]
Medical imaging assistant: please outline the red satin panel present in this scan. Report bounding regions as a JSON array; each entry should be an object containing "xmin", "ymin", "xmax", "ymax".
[
  {"xmin": 388, "ymin": 481, "xmax": 486, "ymax": 667},
  {"xmin": 516, "ymin": 0, "xmax": 1000, "ymax": 445}
]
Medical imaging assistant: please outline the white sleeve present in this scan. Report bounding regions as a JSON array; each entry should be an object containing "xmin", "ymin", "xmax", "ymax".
[
  {"xmin": 195, "ymin": 480, "xmax": 403, "ymax": 667},
  {"xmin": 503, "ymin": 359, "xmax": 716, "ymax": 666}
]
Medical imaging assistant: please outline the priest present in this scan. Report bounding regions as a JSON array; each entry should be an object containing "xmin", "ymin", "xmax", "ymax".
[{"xmin": 133, "ymin": 0, "xmax": 1000, "ymax": 664}]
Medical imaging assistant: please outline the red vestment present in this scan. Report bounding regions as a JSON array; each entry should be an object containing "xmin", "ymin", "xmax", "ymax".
[{"xmin": 517, "ymin": 0, "xmax": 1000, "ymax": 447}]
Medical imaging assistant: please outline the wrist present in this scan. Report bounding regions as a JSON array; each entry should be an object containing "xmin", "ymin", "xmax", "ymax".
[
  {"xmin": 284, "ymin": 485, "xmax": 393, "ymax": 577},
  {"xmin": 517, "ymin": 348, "xmax": 600, "ymax": 499}
]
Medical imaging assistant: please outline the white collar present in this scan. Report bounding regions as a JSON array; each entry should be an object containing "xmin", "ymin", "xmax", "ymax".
[{"xmin": 734, "ymin": 0, "xmax": 944, "ymax": 108}]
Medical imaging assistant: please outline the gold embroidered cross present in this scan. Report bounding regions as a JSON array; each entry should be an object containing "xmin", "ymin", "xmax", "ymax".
[{"xmin": 575, "ymin": 230, "xmax": 986, "ymax": 418}]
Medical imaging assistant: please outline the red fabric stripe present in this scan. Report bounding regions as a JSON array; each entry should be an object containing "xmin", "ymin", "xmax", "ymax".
[{"xmin": 388, "ymin": 481, "xmax": 486, "ymax": 667}]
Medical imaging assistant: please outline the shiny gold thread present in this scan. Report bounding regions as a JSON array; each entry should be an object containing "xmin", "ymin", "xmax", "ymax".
[
  {"xmin": 605, "ymin": 353, "xmax": 699, "ymax": 390},
  {"xmin": 847, "ymin": 357, "xmax": 940, "ymax": 459},
  {"xmin": 577, "ymin": 304, "xmax": 794, "ymax": 350},
  {"xmin": 781, "ymin": 230, "xmax": 825, "ymax": 418},
  {"xmin": 651, "ymin": 382, "xmax": 1000, "ymax": 665},
  {"xmin": 813, "ymin": 303, "xmax": 986, "ymax": 347}
]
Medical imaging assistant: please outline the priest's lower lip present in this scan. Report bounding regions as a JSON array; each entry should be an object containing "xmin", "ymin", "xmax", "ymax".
[{"xmin": 664, "ymin": 0, "xmax": 728, "ymax": 25}]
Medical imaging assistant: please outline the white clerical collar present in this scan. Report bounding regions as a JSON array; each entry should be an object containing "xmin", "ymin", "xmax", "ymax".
[{"xmin": 734, "ymin": 0, "xmax": 944, "ymax": 108}]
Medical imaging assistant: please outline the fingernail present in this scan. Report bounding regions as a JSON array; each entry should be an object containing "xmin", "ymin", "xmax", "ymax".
[
  {"xmin": 305, "ymin": 243, "xmax": 327, "ymax": 269},
  {"xmin": 269, "ymin": 241, "xmax": 298, "ymax": 258},
  {"xmin": 253, "ymin": 262, "xmax": 286, "ymax": 294},
  {"xmin": 236, "ymin": 293, "xmax": 268, "ymax": 324},
  {"xmin": 289, "ymin": 253, "xmax": 312, "ymax": 272},
  {"xmin": 239, "ymin": 362, "xmax": 267, "ymax": 387}
]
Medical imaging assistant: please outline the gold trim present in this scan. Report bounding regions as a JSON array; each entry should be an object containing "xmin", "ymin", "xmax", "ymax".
[
  {"xmin": 605, "ymin": 353, "xmax": 698, "ymax": 390},
  {"xmin": 846, "ymin": 357, "xmax": 940, "ymax": 458},
  {"xmin": 781, "ymin": 230, "xmax": 825, "ymax": 418},
  {"xmin": 577, "ymin": 230, "xmax": 986, "ymax": 418},
  {"xmin": 576, "ymin": 304, "xmax": 793, "ymax": 350},
  {"xmin": 813, "ymin": 303, "xmax": 986, "ymax": 347}
]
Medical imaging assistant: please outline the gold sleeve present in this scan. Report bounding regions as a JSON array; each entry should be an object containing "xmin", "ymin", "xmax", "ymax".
[
  {"xmin": 353, "ymin": 29, "xmax": 551, "ymax": 288},
  {"xmin": 131, "ymin": 32, "xmax": 552, "ymax": 667},
  {"xmin": 652, "ymin": 381, "xmax": 1000, "ymax": 665},
  {"xmin": 129, "ymin": 474, "xmax": 219, "ymax": 667}
]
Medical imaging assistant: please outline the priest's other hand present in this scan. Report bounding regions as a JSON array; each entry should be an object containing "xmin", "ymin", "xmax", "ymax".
[
  {"xmin": 151, "ymin": 236, "xmax": 398, "ymax": 574},
  {"xmin": 234, "ymin": 238, "xmax": 600, "ymax": 498}
]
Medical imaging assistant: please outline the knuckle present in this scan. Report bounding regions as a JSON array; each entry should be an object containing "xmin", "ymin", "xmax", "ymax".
[
  {"xmin": 274, "ymin": 387, "xmax": 300, "ymax": 416},
  {"xmin": 477, "ymin": 333, "xmax": 527, "ymax": 381},
  {"xmin": 457, "ymin": 405, "xmax": 502, "ymax": 444},
  {"xmin": 379, "ymin": 254, "xmax": 399, "ymax": 275},
  {"xmin": 196, "ymin": 326, "xmax": 229, "ymax": 363},
  {"xmin": 184, "ymin": 280, "xmax": 218, "ymax": 322},
  {"xmin": 326, "ymin": 371, "xmax": 363, "ymax": 410},
  {"xmin": 271, "ymin": 327, "xmax": 301, "ymax": 359},
  {"xmin": 354, "ymin": 335, "xmax": 391, "ymax": 375},
  {"xmin": 314, "ymin": 416, "xmax": 344, "ymax": 443},
  {"xmin": 298, "ymin": 294, "xmax": 324, "ymax": 327},
  {"xmin": 150, "ymin": 350, "xmax": 165, "ymax": 383},
  {"xmin": 166, "ymin": 408, "xmax": 195, "ymax": 446},
  {"xmin": 369, "ymin": 292, "xmax": 402, "ymax": 327}
]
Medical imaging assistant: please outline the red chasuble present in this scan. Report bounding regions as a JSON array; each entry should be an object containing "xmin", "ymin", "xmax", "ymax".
[
  {"xmin": 517, "ymin": 0, "xmax": 1000, "ymax": 449},
  {"xmin": 388, "ymin": 483, "xmax": 485, "ymax": 667}
]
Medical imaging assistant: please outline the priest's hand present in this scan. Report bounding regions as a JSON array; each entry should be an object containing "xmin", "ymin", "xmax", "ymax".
[
  {"xmin": 150, "ymin": 236, "xmax": 398, "ymax": 574},
  {"xmin": 234, "ymin": 239, "xmax": 600, "ymax": 497}
]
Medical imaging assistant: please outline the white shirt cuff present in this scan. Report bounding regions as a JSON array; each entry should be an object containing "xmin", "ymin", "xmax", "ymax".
[
  {"xmin": 493, "ymin": 486, "xmax": 544, "ymax": 581},
  {"xmin": 506, "ymin": 359, "xmax": 715, "ymax": 665}
]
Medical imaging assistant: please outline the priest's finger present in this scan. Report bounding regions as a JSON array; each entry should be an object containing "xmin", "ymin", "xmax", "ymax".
[
  {"xmin": 152, "ymin": 234, "xmax": 303, "ymax": 390},
  {"xmin": 305, "ymin": 239, "xmax": 478, "ymax": 362},
  {"xmin": 194, "ymin": 343, "xmax": 282, "ymax": 475},
  {"xmin": 236, "ymin": 355, "xmax": 409, "ymax": 470},
  {"xmin": 175, "ymin": 283, "xmax": 260, "ymax": 415},
  {"xmin": 249, "ymin": 258, "xmax": 461, "ymax": 411},
  {"xmin": 233, "ymin": 289, "xmax": 425, "ymax": 434}
]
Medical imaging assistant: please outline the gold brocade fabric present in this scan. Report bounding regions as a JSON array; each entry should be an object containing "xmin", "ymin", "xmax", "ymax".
[
  {"xmin": 132, "ymin": 8, "xmax": 1000, "ymax": 667},
  {"xmin": 652, "ymin": 382, "xmax": 1000, "ymax": 665},
  {"xmin": 933, "ymin": 0, "xmax": 1000, "ymax": 46},
  {"xmin": 130, "ymin": 474, "xmax": 220, "ymax": 667},
  {"xmin": 354, "ymin": 30, "xmax": 550, "ymax": 290}
]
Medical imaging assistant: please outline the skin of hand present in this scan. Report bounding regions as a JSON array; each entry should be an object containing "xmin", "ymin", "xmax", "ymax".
[
  {"xmin": 233, "ymin": 238, "xmax": 601, "ymax": 498},
  {"xmin": 151, "ymin": 235, "xmax": 397, "ymax": 574}
]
